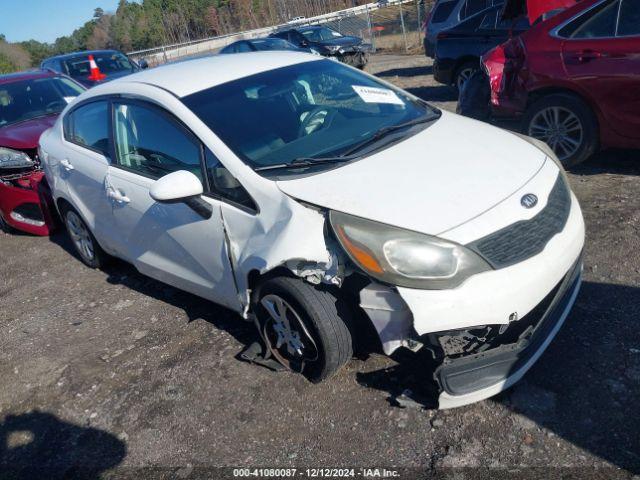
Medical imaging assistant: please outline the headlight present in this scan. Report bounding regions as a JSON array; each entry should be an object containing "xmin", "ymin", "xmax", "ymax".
[
  {"xmin": 0, "ymin": 147, "xmax": 34, "ymax": 169},
  {"xmin": 330, "ymin": 211, "xmax": 492, "ymax": 289},
  {"xmin": 325, "ymin": 45, "xmax": 342, "ymax": 54}
]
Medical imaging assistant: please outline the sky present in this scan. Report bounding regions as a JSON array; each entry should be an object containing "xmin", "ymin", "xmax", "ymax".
[{"xmin": 0, "ymin": 0, "xmax": 122, "ymax": 44}]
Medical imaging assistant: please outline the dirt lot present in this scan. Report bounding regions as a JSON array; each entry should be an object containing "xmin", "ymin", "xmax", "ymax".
[{"xmin": 1, "ymin": 54, "xmax": 639, "ymax": 480}]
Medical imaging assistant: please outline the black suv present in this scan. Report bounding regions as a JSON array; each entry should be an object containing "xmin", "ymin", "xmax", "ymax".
[{"xmin": 270, "ymin": 26, "xmax": 370, "ymax": 69}]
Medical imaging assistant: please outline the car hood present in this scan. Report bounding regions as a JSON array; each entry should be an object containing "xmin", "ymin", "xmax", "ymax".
[
  {"xmin": 502, "ymin": 0, "xmax": 578, "ymax": 23},
  {"xmin": 0, "ymin": 114, "xmax": 57, "ymax": 150},
  {"xmin": 276, "ymin": 112, "xmax": 547, "ymax": 236},
  {"xmin": 315, "ymin": 36, "xmax": 362, "ymax": 47}
]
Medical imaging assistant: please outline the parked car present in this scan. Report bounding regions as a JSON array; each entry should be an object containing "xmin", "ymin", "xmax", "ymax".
[
  {"xmin": 41, "ymin": 52, "xmax": 584, "ymax": 409},
  {"xmin": 0, "ymin": 71, "xmax": 84, "ymax": 235},
  {"xmin": 423, "ymin": 0, "xmax": 505, "ymax": 58},
  {"xmin": 433, "ymin": 4, "xmax": 529, "ymax": 92},
  {"xmin": 41, "ymin": 50, "xmax": 147, "ymax": 88},
  {"xmin": 482, "ymin": 0, "xmax": 640, "ymax": 166},
  {"xmin": 220, "ymin": 37, "xmax": 311, "ymax": 55},
  {"xmin": 270, "ymin": 26, "xmax": 370, "ymax": 68}
]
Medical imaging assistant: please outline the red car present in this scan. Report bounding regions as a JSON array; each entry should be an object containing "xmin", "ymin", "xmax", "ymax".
[
  {"xmin": 0, "ymin": 71, "xmax": 84, "ymax": 235},
  {"xmin": 483, "ymin": 0, "xmax": 640, "ymax": 166}
]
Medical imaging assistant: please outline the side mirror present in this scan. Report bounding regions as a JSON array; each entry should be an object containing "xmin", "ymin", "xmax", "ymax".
[
  {"xmin": 149, "ymin": 170, "xmax": 212, "ymax": 219},
  {"xmin": 139, "ymin": 58, "xmax": 149, "ymax": 69}
]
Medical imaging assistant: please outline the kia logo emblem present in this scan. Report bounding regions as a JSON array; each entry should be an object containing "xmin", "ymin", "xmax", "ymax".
[{"xmin": 521, "ymin": 194, "xmax": 538, "ymax": 209}]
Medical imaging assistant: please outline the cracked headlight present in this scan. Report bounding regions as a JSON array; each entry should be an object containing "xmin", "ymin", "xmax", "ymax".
[
  {"xmin": 0, "ymin": 147, "xmax": 34, "ymax": 169},
  {"xmin": 330, "ymin": 211, "xmax": 492, "ymax": 289}
]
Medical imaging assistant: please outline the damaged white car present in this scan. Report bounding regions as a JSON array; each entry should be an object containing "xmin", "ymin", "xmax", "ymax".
[{"xmin": 40, "ymin": 52, "xmax": 584, "ymax": 408}]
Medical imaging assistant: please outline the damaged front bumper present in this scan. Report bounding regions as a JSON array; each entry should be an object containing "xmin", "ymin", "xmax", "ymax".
[
  {"xmin": 358, "ymin": 185, "xmax": 585, "ymax": 408},
  {"xmin": 437, "ymin": 255, "xmax": 581, "ymax": 408}
]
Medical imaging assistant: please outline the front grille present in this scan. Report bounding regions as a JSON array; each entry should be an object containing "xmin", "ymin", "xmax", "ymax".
[{"xmin": 468, "ymin": 174, "xmax": 571, "ymax": 269}]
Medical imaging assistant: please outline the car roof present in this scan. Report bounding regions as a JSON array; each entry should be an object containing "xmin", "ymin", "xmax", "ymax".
[
  {"xmin": 91, "ymin": 51, "xmax": 322, "ymax": 98},
  {"xmin": 43, "ymin": 50, "xmax": 122, "ymax": 62},
  {"xmin": 0, "ymin": 70, "xmax": 58, "ymax": 85}
]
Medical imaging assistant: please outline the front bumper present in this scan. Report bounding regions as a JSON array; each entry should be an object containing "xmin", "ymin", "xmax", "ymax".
[
  {"xmin": 0, "ymin": 171, "xmax": 56, "ymax": 236},
  {"xmin": 437, "ymin": 256, "xmax": 582, "ymax": 408}
]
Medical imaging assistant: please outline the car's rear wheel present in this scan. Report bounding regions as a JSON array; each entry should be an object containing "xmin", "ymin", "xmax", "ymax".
[
  {"xmin": 253, "ymin": 276, "xmax": 353, "ymax": 383},
  {"xmin": 523, "ymin": 94, "xmax": 599, "ymax": 168},
  {"xmin": 455, "ymin": 61, "xmax": 479, "ymax": 94},
  {"xmin": 62, "ymin": 206, "xmax": 107, "ymax": 269}
]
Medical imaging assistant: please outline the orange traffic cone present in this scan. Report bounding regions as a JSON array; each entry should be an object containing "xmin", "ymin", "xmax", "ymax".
[{"xmin": 87, "ymin": 54, "xmax": 106, "ymax": 82}]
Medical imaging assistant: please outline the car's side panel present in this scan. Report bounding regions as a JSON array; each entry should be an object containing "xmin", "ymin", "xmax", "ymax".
[{"xmin": 562, "ymin": 36, "xmax": 640, "ymax": 140}]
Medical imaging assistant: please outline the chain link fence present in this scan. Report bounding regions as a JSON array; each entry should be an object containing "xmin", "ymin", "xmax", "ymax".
[{"xmin": 128, "ymin": 0, "xmax": 435, "ymax": 67}]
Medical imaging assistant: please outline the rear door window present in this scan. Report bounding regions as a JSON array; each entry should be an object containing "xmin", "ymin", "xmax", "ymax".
[
  {"xmin": 462, "ymin": 0, "xmax": 489, "ymax": 19},
  {"xmin": 64, "ymin": 101, "xmax": 110, "ymax": 156},
  {"xmin": 558, "ymin": 0, "xmax": 619, "ymax": 39},
  {"xmin": 479, "ymin": 10, "xmax": 498, "ymax": 29},
  {"xmin": 617, "ymin": 0, "xmax": 640, "ymax": 36},
  {"xmin": 431, "ymin": 1, "xmax": 457, "ymax": 23}
]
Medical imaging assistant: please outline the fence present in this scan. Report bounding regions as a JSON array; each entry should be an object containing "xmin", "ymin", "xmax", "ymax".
[{"xmin": 128, "ymin": 0, "xmax": 435, "ymax": 67}]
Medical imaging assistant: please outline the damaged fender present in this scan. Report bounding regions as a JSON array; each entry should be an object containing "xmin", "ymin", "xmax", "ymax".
[{"xmin": 219, "ymin": 193, "xmax": 338, "ymax": 316}]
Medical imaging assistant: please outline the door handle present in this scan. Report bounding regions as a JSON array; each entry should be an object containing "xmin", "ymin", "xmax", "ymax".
[
  {"xmin": 60, "ymin": 159, "xmax": 74, "ymax": 171},
  {"xmin": 573, "ymin": 50, "xmax": 605, "ymax": 63},
  {"xmin": 107, "ymin": 188, "xmax": 130, "ymax": 204}
]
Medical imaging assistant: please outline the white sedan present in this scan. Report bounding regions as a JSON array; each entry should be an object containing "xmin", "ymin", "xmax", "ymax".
[{"xmin": 39, "ymin": 52, "xmax": 584, "ymax": 408}]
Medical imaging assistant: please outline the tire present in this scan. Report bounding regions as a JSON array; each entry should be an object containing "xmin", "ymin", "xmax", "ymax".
[
  {"xmin": 523, "ymin": 93, "xmax": 599, "ymax": 168},
  {"xmin": 454, "ymin": 61, "xmax": 479, "ymax": 95},
  {"xmin": 0, "ymin": 213, "xmax": 13, "ymax": 234},
  {"xmin": 253, "ymin": 276, "xmax": 353, "ymax": 383},
  {"xmin": 60, "ymin": 205, "xmax": 107, "ymax": 269}
]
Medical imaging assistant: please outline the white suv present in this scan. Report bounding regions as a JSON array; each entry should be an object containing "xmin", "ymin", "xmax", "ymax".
[{"xmin": 40, "ymin": 52, "xmax": 584, "ymax": 408}]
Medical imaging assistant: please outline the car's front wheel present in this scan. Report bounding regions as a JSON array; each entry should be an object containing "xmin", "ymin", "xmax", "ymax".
[
  {"xmin": 0, "ymin": 213, "xmax": 13, "ymax": 234},
  {"xmin": 523, "ymin": 93, "xmax": 599, "ymax": 168},
  {"xmin": 253, "ymin": 276, "xmax": 353, "ymax": 383},
  {"xmin": 62, "ymin": 206, "xmax": 107, "ymax": 269}
]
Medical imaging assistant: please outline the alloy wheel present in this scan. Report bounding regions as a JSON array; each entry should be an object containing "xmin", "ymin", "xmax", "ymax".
[
  {"xmin": 456, "ymin": 67, "xmax": 475, "ymax": 93},
  {"xmin": 260, "ymin": 294, "xmax": 319, "ymax": 372},
  {"xmin": 528, "ymin": 106, "xmax": 584, "ymax": 162},
  {"xmin": 66, "ymin": 211, "xmax": 95, "ymax": 262}
]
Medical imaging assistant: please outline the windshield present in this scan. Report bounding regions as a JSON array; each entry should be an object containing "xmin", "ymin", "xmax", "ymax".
[
  {"xmin": 64, "ymin": 52, "xmax": 136, "ymax": 77},
  {"xmin": 0, "ymin": 77, "xmax": 84, "ymax": 128},
  {"xmin": 300, "ymin": 27, "xmax": 343, "ymax": 42},
  {"xmin": 252, "ymin": 38, "xmax": 298, "ymax": 51},
  {"xmin": 182, "ymin": 59, "xmax": 439, "ymax": 175}
]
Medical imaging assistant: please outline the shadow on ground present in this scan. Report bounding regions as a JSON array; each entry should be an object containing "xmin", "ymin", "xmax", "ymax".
[
  {"xmin": 376, "ymin": 65, "xmax": 434, "ymax": 78},
  {"xmin": 0, "ymin": 411, "xmax": 126, "ymax": 480},
  {"xmin": 356, "ymin": 281, "xmax": 640, "ymax": 473},
  {"xmin": 406, "ymin": 85, "xmax": 457, "ymax": 103}
]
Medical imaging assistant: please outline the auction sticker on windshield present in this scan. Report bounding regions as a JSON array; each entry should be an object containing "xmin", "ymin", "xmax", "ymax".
[{"xmin": 352, "ymin": 85, "xmax": 404, "ymax": 106}]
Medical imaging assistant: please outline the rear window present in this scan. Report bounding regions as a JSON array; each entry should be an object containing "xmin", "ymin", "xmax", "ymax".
[
  {"xmin": 431, "ymin": 1, "xmax": 457, "ymax": 23},
  {"xmin": 64, "ymin": 52, "xmax": 135, "ymax": 78},
  {"xmin": 617, "ymin": 0, "xmax": 640, "ymax": 36},
  {"xmin": 558, "ymin": 0, "xmax": 619, "ymax": 38}
]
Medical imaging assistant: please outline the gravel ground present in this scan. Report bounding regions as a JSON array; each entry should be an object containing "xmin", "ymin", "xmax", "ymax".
[{"xmin": 0, "ymin": 54, "xmax": 639, "ymax": 480}]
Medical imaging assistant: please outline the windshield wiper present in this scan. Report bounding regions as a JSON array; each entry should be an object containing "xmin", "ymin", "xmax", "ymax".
[
  {"xmin": 254, "ymin": 157, "xmax": 350, "ymax": 172},
  {"xmin": 254, "ymin": 113, "xmax": 439, "ymax": 173},
  {"xmin": 340, "ymin": 113, "xmax": 437, "ymax": 157}
]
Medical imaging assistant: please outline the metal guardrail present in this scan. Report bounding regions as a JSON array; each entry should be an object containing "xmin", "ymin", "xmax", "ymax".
[{"xmin": 127, "ymin": 0, "xmax": 431, "ymax": 66}]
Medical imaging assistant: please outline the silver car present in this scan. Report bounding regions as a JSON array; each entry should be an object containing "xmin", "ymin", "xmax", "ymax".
[{"xmin": 424, "ymin": 0, "xmax": 504, "ymax": 57}]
